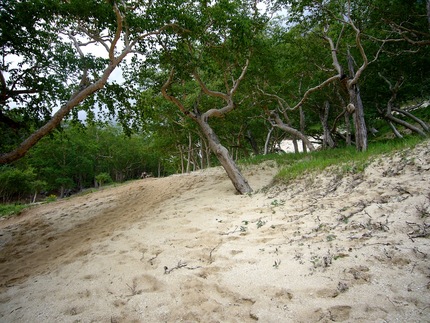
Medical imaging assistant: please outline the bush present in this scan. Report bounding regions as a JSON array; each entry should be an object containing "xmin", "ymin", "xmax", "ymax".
[
  {"xmin": 95, "ymin": 172, "xmax": 113, "ymax": 187},
  {"xmin": 0, "ymin": 166, "xmax": 36, "ymax": 202}
]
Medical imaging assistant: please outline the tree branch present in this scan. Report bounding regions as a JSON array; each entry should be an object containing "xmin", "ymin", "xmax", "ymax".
[
  {"xmin": 347, "ymin": 13, "xmax": 368, "ymax": 85},
  {"xmin": 230, "ymin": 58, "xmax": 250, "ymax": 96},
  {"xmin": 291, "ymin": 75, "xmax": 340, "ymax": 111},
  {"xmin": 161, "ymin": 68, "xmax": 194, "ymax": 118},
  {"xmin": 193, "ymin": 72, "xmax": 229, "ymax": 101}
]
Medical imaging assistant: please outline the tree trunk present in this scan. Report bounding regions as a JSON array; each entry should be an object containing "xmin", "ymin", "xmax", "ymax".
[
  {"xmin": 427, "ymin": 0, "xmax": 430, "ymax": 30},
  {"xmin": 347, "ymin": 53, "xmax": 367, "ymax": 152},
  {"xmin": 388, "ymin": 121, "xmax": 403, "ymax": 138},
  {"xmin": 320, "ymin": 101, "xmax": 335, "ymax": 149},
  {"xmin": 292, "ymin": 138, "xmax": 299, "ymax": 153},
  {"xmin": 178, "ymin": 145, "xmax": 185, "ymax": 174},
  {"xmin": 197, "ymin": 117, "xmax": 252, "ymax": 194},
  {"xmin": 186, "ymin": 133, "xmax": 192, "ymax": 173},
  {"xmin": 392, "ymin": 107, "xmax": 430, "ymax": 132},
  {"xmin": 385, "ymin": 113, "xmax": 427, "ymax": 137},
  {"xmin": 264, "ymin": 127, "xmax": 274, "ymax": 155},
  {"xmin": 245, "ymin": 130, "xmax": 259, "ymax": 155},
  {"xmin": 299, "ymin": 107, "xmax": 307, "ymax": 153}
]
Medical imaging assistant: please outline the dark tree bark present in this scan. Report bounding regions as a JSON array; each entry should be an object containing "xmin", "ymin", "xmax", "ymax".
[{"xmin": 245, "ymin": 130, "xmax": 259, "ymax": 155}]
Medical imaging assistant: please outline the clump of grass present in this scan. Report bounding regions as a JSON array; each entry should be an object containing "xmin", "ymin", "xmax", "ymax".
[{"xmin": 0, "ymin": 203, "xmax": 28, "ymax": 218}]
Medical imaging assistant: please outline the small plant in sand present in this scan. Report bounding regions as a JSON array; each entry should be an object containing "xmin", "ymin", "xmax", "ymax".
[
  {"xmin": 256, "ymin": 218, "xmax": 266, "ymax": 229},
  {"xmin": 240, "ymin": 220, "xmax": 249, "ymax": 232},
  {"xmin": 273, "ymin": 259, "xmax": 281, "ymax": 269},
  {"xmin": 271, "ymin": 199, "xmax": 285, "ymax": 207},
  {"xmin": 270, "ymin": 199, "xmax": 285, "ymax": 214},
  {"xmin": 326, "ymin": 234, "xmax": 337, "ymax": 242}
]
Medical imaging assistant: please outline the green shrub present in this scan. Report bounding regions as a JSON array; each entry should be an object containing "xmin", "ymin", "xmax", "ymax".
[
  {"xmin": 0, "ymin": 167, "xmax": 36, "ymax": 202},
  {"xmin": 95, "ymin": 172, "xmax": 113, "ymax": 187}
]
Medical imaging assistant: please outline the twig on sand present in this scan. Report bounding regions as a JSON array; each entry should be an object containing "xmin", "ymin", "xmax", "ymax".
[
  {"xmin": 406, "ymin": 221, "xmax": 430, "ymax": 241},
  {"xmin": 164, "ymin": 260, "xmax": 202, "ymax": 274},
  {"xmin": 209, "ymin": 242, "xmax": 222, "ymax": 264},
  {"xmin": 220, "ymin": 226, "xmax": 239, "ymax": 235}
]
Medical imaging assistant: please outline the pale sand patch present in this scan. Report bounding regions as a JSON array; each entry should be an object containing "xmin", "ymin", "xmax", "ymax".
[{"xmin": 1, "ymin": 144, "xmax": 429, "ymax": 322}]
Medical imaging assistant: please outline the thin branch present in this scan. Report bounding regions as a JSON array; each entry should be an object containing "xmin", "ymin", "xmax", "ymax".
[
  {"xmin": 335, "ymin": 23, "xmax": 346, "ymax": 52},
  {"xmin": 257, "ymin": 86, "xmax": 290, "ymax": 109},
  {"xmin": 110, "ymin": 4, "xmax": 124, "ymax": 61},
  {"xmin": 161, "ymin": 68, "xmax": 193, "ymax": 118},
  {"xmin": 324, "ymin": 34, "xmax": 343, "ymax": 75},
  {"xmin": 77, "ymin": 25, "xmax": 111, "ymax": 53},
  {"xmin": 347, "ymin": 16, "xmax": 368, "ymax": 85},
  {"xmin": 291, "ymin": 75, "xmax": 340, "ymax": 110},
  {"xmin": 193, "ymin": 72, "xmax": 229, "ymax": 101},
  {"xmin": 230, "ymin": 58, "xmax": 250, "ymax": 96}
]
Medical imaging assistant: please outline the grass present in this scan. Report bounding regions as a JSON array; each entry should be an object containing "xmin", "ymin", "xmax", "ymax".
[
  {"xmin": 241, "ymin": 135, "xmax": 425, "ymax": 185},
  {"xmin": 0, "ymin": 203, "xmax": 28, "ymax": 218}
]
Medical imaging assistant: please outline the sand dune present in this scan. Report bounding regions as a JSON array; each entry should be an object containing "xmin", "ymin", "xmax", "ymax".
[{"xmin": 1, "ymin": 142, "xmax": 429, "ymax": 322}]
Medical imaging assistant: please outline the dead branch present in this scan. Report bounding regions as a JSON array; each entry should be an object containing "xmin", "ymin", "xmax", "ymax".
[
  {"xmin": 163, "ymin": 260, "xmax": 202, "ymax": 274},
  {"xmin": 267, "ymin": 110, "xmax": 316, "ymax": 151},
  {"xmin": 406, "ymin": 221, "xmax": 430, "ymax": 240},
  {"xmin": 220, "ymin": 226, "xmax": 239, "ymax": 235}
]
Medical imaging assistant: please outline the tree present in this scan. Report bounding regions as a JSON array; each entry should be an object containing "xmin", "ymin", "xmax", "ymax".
[
  {"xmin": 0, "ymin": 0, "xmax": 183, "ymax": 164},
  {"xmin": 156, "ymin": 0, "xmax": 269, "ymax": 194},
  {"xmin": 279, "ymin": 0, "xmax": 430, "ymax": 150}
]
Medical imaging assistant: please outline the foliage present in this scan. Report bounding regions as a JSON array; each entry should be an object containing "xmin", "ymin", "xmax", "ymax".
[
  {"xmin": 1, "ymin": 0, "xmax": 429, "ymax": 195},
  {"xmin": 95, "ymin": 172, "xmax": 112, "ymax": 187},
  {"xmin": 0, "ymin": 203, "xmax": 28, "ymax": 218},
  {"xmin": 0, "ymin": 166, "xmax": 36, "ymax": 202}
]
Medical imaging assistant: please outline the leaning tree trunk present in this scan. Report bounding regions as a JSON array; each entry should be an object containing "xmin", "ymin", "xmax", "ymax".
[
  {"xmin": 347, "ymin": 53, "xmax": 367, "ymax": 152},
  {"xmin": 161, "ymin": 60, "xmax": 252, "ymax": 195},
  {"xmin": 197, "ymin": 117, "xmax": 252, "ymax": 194},
  {"xmin": 271, "ymin": 112, "xmax": 315, "ymax": 152}
]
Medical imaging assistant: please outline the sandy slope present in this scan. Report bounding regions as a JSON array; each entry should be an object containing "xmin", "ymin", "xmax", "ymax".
[{"xmin": 0, "ymin": 141, "xmax": 429, "ymax": 323}]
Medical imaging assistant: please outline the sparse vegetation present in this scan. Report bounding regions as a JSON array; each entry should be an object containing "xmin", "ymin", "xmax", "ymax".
[
  {"xmin": 0, "ymin": 203, "xmax": 28, "ymax": 218},
  {"xmin": 265, "ymin": 136, "xmax": 424, "ymax": 185}
]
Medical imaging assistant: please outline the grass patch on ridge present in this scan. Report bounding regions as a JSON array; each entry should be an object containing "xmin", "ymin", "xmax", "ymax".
[{"xmin": 241, "ymin": 135, "xmax": 425, "ymax": 185}]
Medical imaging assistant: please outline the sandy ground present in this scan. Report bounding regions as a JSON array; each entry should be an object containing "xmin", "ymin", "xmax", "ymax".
[{"xmin": 0, "ymin": 141, "xmax": 430, "ymax": 323}]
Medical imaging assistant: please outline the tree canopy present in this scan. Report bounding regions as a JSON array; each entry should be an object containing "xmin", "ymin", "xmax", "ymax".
[{"xmin": 1, "ymin": 0, "xmax": 429, "ymax": 195}]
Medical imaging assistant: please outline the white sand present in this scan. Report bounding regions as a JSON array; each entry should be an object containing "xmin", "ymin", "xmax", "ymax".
[{"xmin": 1, "ymin": 141, "xmax": 429, "ymax": 322}]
